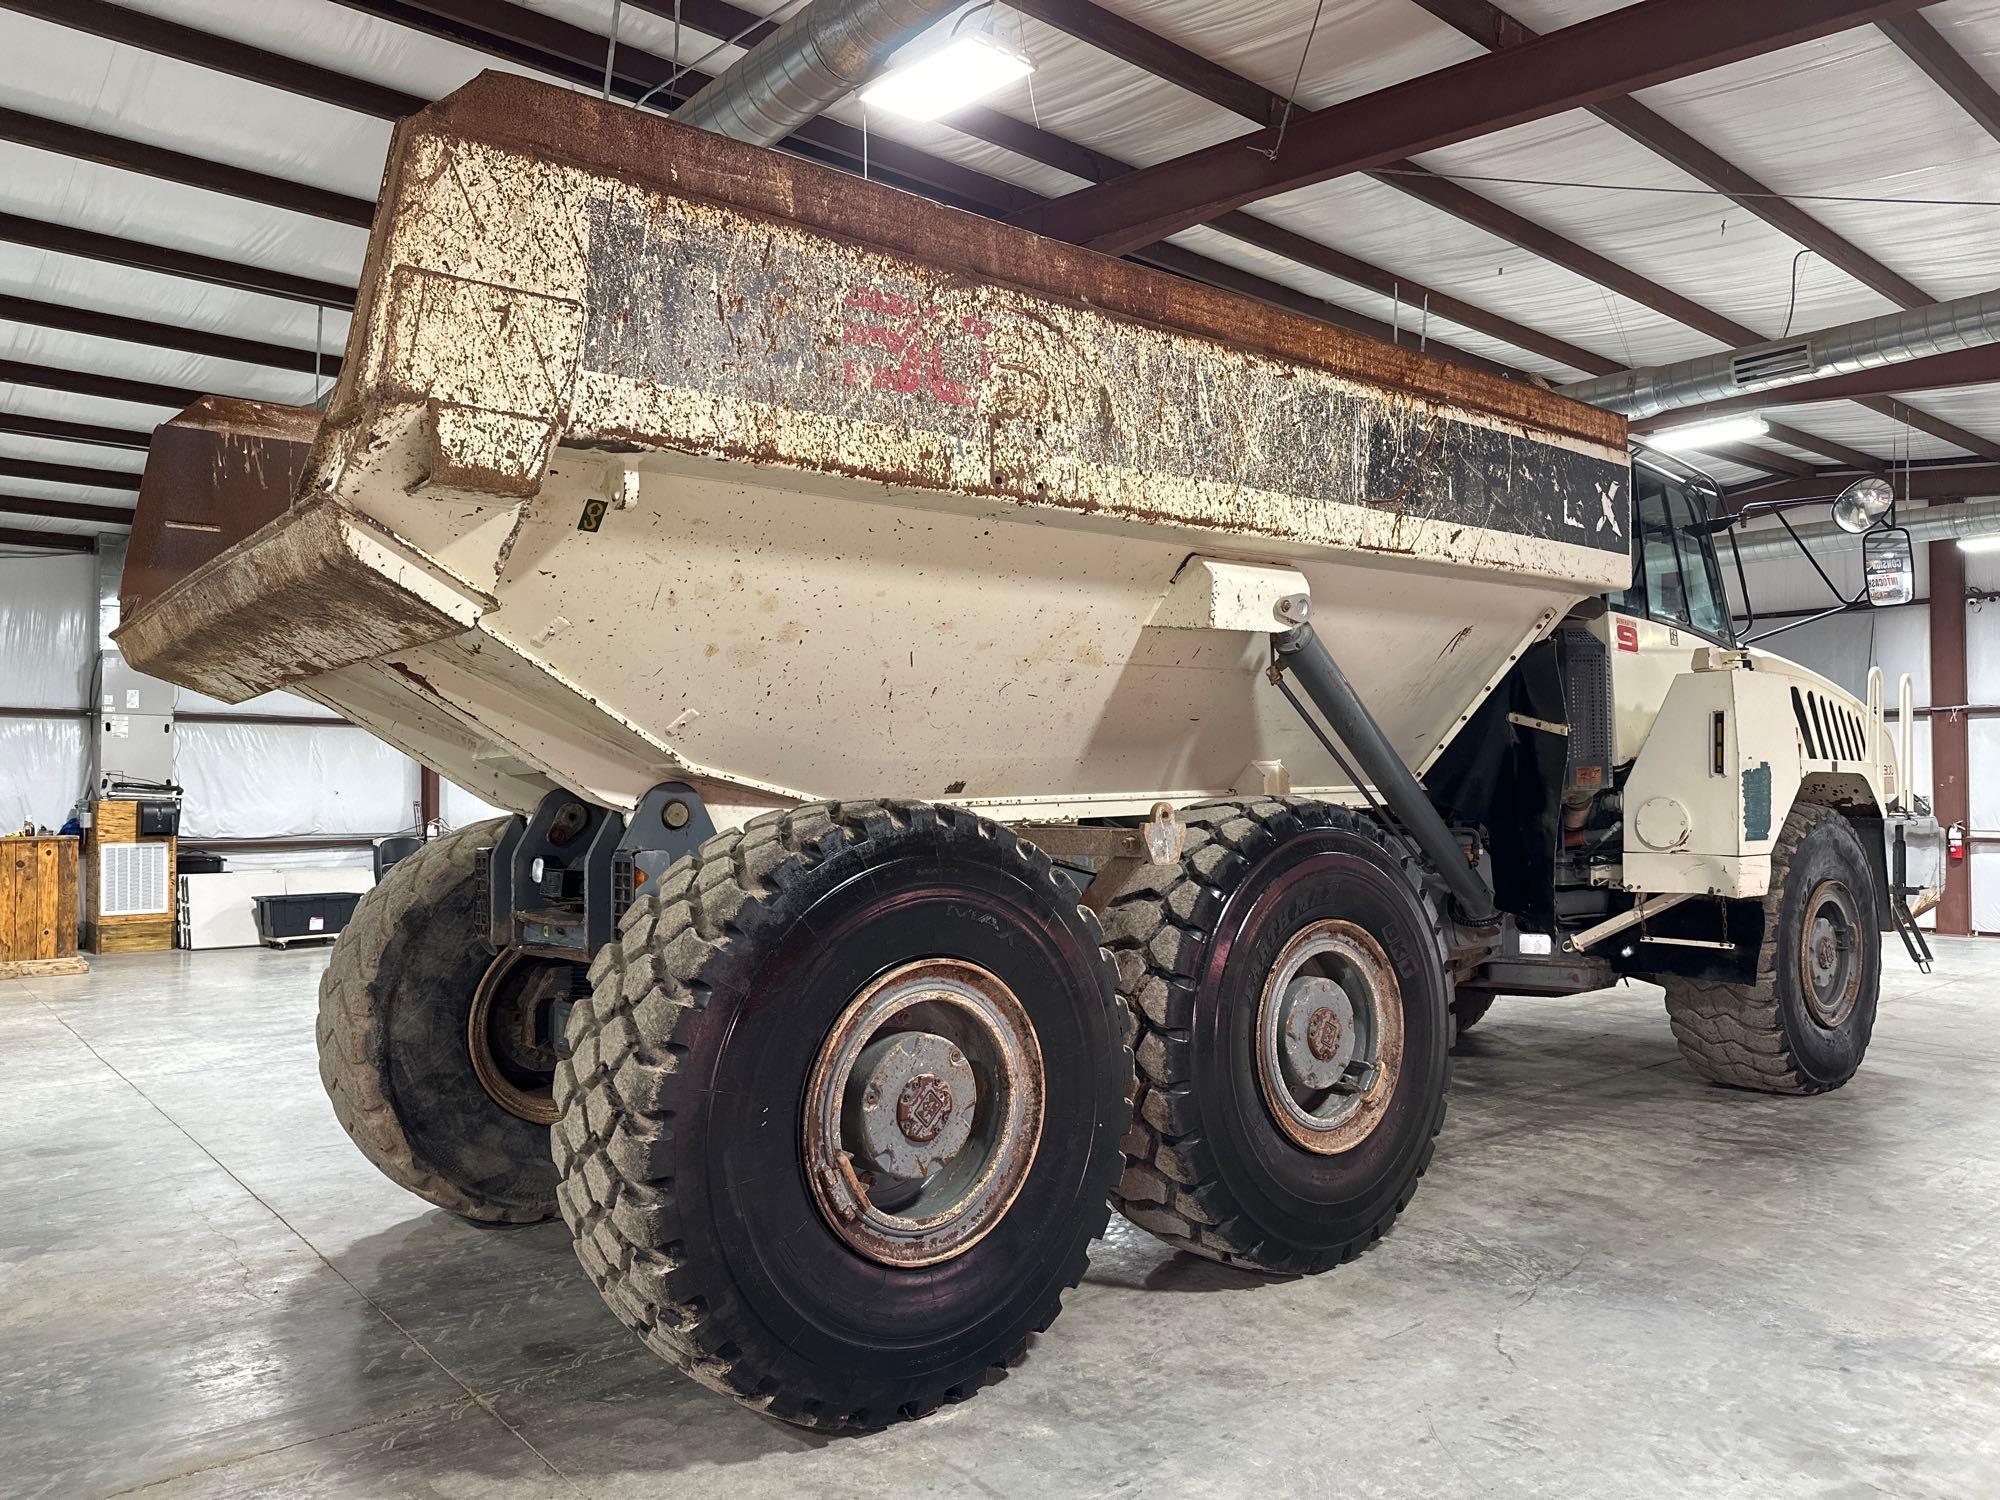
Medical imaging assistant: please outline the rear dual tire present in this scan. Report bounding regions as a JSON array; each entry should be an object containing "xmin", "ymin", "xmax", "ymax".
[
  {"xmin": 552, "ymin": 801, "xmax": 1130, "ymax": 1431},
  {"xmin": 316, "ymin": 820, "xmax": 563, "ymax": 1224},
  {"xmin": 1101, "ymin": 799, "xmax": 1452, "ymax": 1276}
]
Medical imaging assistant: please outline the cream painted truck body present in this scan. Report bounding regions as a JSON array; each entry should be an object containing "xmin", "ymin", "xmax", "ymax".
[{"xmin": 114, "ymin": 74, "xmax": 1937, "ymax": 967}]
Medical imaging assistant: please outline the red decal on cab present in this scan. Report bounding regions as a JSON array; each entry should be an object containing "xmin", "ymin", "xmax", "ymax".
[{"xmin": 1614, "ymin": 618, "xmax": 1639, "ymax": 653}]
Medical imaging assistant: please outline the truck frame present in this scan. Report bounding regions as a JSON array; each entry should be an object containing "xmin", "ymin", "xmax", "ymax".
[{"xmin": 117, "ymin": 73, "xmax": 1941, "ymax": 1430}]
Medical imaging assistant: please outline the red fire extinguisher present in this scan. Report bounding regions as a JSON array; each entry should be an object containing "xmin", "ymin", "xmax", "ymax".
[{"xmin": 1947, "ymin": 822, "xmax": 1967, "ymax": 866}]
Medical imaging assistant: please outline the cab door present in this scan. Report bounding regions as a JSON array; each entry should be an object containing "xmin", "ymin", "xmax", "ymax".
[{"xmin": 1595, "ymin": 462, "xmax": 1735, "ymax": 764}]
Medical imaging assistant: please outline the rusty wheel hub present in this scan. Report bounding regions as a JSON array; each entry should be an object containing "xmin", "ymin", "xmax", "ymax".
[
  {"xmin": 1255, "ymin": 920, "xmax": 1403, "ymax": 1155},
  {"xmin": 804, "ymin": 959, "xmax": 1043, "ymax": 1267},
  {"xmin": 1798, "ymin": 879, "xmax": 1862, "ymax": 1029},
  {"xmin": 467, "ymin": 950, "xmax": 568, "ymax": 1126}
]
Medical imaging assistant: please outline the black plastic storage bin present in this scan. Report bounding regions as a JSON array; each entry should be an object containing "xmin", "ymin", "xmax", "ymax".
[{"xmin": 253, "ymin": 891, "xmax": 362, "ymax": 946}]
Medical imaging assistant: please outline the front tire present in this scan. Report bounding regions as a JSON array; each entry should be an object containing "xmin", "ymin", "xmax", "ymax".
[
  {"xmin": 552, "ymin": 801, "xmax": 1129, "ymax": 1430},
  {"xmin": 1663, "ymin": 804, "xmax": 1882, "ymax": 1095},
  {"xmin": 1102, "ymin": 799, "xmax": 1451, "ymax": 1276},
  {"xmin": 317, "ymin": 819, "xmax": 563, "ymax": 1223}
]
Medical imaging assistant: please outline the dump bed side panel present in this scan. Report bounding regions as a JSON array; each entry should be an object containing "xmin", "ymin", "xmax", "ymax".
[{"xmin": 308, "ymin": 73, "xmax": 1627, "ymax": 592}]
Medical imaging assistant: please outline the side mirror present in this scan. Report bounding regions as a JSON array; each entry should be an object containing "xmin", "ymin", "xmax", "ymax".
[{"xmin": 1863, "ymin": 526, "xmax": 1916, "ymax": 607}]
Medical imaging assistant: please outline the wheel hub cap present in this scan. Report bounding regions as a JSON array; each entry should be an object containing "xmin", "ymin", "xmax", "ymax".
[
  {"xmin": 1254, "ymin": 921, "xmax": 1403, "ymax": 1155},
  {"xmin": 1280, "ymin": 976, "xmax": 1357, "ymax": 1090},
  {"xmin": 468, "ymin": 950, "xmax": 566, "ymax": 1126},
  {"xmin": 1798, "ymin": 880, "xmax": 1861, "ymax": 1028},
  {"xmin": 848, "ymin": 1031, "xmax": 976, "ymax": 1181},
  {"xmin": 804, "ymin": 959, "xmax": 1044, "ymax": 1266}
]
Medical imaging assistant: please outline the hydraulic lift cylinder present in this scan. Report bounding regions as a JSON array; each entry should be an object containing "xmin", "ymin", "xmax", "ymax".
[{"xmin": 1273, "ymin": 623, "xmax": 1498, "ymax": 926}]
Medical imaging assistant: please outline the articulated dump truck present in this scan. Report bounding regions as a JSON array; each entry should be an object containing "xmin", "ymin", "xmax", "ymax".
[{"xmin": 119, "ymin": 74, "xmax": 1943, "ymax": 1429}]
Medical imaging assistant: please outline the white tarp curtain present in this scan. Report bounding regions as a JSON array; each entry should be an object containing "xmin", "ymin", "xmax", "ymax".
[
  {"xmin": 0, "ymin": 552, "xmax": 95, "ymax": 708},
  {"xmin": 1974, "ymin": 845, "xmax": 2000, "ymax": 932},
  {"xmin": 0, "ymin": 716, "xmax": 83, "ymax": 831},
  {"xmin": 176, "ymin": 720, "xmax": 418, "ymax": 839},
  {"xmin": 442, "ymin": 778, "xmax": 507, "ymax": 831}
]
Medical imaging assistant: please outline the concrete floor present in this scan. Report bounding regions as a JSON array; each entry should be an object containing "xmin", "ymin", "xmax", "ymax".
[{"xmin": 4, "ymin": 942, "xmax": 1999, "ymax": 1499}]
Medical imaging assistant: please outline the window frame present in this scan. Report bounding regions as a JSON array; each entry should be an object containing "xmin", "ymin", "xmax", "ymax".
[{"xmin": 1606, "ymin": 455, "xmax": 1736, "ymax": 648}]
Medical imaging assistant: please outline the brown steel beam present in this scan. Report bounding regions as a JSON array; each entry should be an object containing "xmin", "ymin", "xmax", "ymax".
[
  {"xmin": 1759, "ymin": 422, "xmax": 1887, "ymax": 473},
  {"xmin": 1378, "ymin": 162, "xmax": 1760, "ymax": 346},
  {"xmin": 1630, "ymin": 347, "xmax": 2000, "ymax": 431},
  {"xmin": 1691, "ymin": 443, "xmax": 1816, "ymax": 478},
  {"xmin": 1013, "ymin": 0, "xmax": 1900, "ymax": 473},
  {"xmin": 1008, "ymin": 0, "xmax": 1282, "ymax": 125},
  {"xmin": 1881, "ymin": 11, "xmax": 2000, "ymax": 145},
  {"xmin": 335, "ymin": 0, "xmax": 1037, "ymax": 217},
  {"xmin": 0, "ymin": 211, "xmax": 355, "ymax": 309},
  {"xmin": 419, "ymin": 765, "xmax": 441, "ymax": 828},
  {"xmin": 0, "ymin": 106, "xmax": 375, "ymax": 226},
  {"xmin": 1203, "ymin": 212, "xmax": 1617, "ymax": 376},
  {"xmin": 0, "ymin": 293, "xmax": 340, "ymax": 378},
  {"xmin": 1131, "ymin": 243, "xmax": 1508, "ymax": 375},
  {"xmin": 0, "ymin": 493, "xmax": 134, "ymax": 524},
  {"xmin": 1008, "ymin": 0, "xmax": 1923, "ymax": 252},
  {"xmin": 1724, "ymin": 461, "xmax": 2000, "ymax": 506},
  {"xmin": 0, "ymin": 412, "xmax": 152, "ymax": 450},
  {"xmin": 0, "ymin": 0, "xmax": 424, "ymax": 118},
  {"xmin": 1930, "ymin": 538, "xmax": 1971, "ymax": 934},
  {"xmin": 1407, "ymin": 0, "xmax": 1932, "ymax": 309},
  {"xmin": 1859, "ymin": 395, "xmax": 2000, "ymax": 462},
  {"xmin": 0, "ymin": 455, "xmax": 140, "ymax": 492},
  {"xmin": 0, "ymin": 359, "xmax": 204, "ymax": 410},
  {"xmin": 0, "ymin": 524, "xmax": 95, "ymax": 551}
]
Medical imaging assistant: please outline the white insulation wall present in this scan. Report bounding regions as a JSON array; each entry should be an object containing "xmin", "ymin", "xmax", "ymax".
[
  {"xmin": 0, "ymin": 549, "xmax": 503, "ymax": 855},
  {"xmin": 1727, "ymin": 510, "xmax": 2000, "ymax": 932}
]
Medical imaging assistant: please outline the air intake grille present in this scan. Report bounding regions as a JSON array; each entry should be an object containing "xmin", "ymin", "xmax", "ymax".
[
  {"xmin": 1732, "ymin": 341, "xmax": 1814, "ymax": 388},
  {"xmin": 1791, "ymin": 686, "xmax": 1866, "ymax": 764},
  {"xmin": 99, "ymin": 842, "xmax": 169, "ymax": 917}
]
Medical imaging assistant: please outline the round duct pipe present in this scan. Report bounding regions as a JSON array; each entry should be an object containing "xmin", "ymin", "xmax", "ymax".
[
  {"xmin": 1728, "ymin": 494, "xmax": 2000, "ymax": 566},
  {"xmin": 674, "ymin": 0, "xmax": 961, "ymax": 147},
  {"xmin": 1566, "ymin": 286, "xmax": 2000, "ymax": 420}
]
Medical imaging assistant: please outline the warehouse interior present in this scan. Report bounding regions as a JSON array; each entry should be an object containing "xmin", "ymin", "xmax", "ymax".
[{"xmin": 3, "ymin": 1, "xmax": 1999, "ymax": 1494}]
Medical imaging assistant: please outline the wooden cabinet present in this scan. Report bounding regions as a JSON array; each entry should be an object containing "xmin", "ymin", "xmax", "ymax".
[
  {"xmin": 83, "ymin": 802, "xmax": 176, "ymax": 955},
  {"xmin": 0, "ymin": 836, "xmax": 84, "ymax": 976}
]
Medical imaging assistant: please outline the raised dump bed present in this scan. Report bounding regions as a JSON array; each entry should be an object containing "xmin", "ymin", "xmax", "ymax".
[
  {"xmin": 119, "ymin": 72, "xmax": 1630, "ymax": 828},
  {"xmin": 114, "ymin": 72, "xmax": 1715, "ymax": 1433}
]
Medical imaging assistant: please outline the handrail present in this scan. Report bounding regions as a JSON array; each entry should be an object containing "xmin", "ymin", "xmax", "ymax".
[
  {"xmin": 1867, "ymin": 665, "xmax": 1885, "ymax": 782},
  {"xmin": 1899, "ymin": 673, "xmax": 1917, "ymax": 807}
]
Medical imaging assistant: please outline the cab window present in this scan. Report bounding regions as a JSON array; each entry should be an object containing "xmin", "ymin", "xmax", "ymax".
[{"xmin": 1608, "ymin": 469, "xmax": 1732, "ymax": 642}]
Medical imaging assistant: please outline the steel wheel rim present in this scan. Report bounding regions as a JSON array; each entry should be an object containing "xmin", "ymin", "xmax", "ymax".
[
  {"xmin": 1798, "ymin": 880, "xmax": 1862, "ymax": 1028},
  {"xmin": 1254, "ymin": 919, "xmax": 1404, "ymax": 1155},
  {"xmin": 467, "ymin": 949, "xmax": 564, "ymax": 1125},
  {"xmin": 803, "ymin": 958, "xmax": 1044, "ymax": 1267}
]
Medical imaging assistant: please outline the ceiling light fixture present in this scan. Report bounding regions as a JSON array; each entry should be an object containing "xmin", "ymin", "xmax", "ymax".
[
  {"xmin": 1957, "ymin": 534, "xmax": 2000, "ymax": 554},
  {"xmin": 860, "ymin": 31, "xmax": 1033, "ymax": 122},
  {"xmin": 1645, "ymin": 415, "xmax": 1771, "ymax": 454}
]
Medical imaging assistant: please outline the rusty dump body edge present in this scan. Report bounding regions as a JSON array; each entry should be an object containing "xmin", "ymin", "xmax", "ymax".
[{"xmin": 118, "ymin": 72, "xmax": 1631, "ymax": 823}]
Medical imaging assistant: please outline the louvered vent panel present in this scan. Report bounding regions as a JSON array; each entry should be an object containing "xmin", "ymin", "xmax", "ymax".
[
  {"xmin": 1732, "ymin": 342, "xmax": 1814, "ymax": 388},
  {"xmin": 100, "ymin": 842, "xmax": 169, "ymax": 917}
]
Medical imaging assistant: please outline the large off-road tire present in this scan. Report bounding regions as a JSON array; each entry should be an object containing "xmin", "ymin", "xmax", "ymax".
[
  {"xmin": 1663, "ymin": 803, "xmax": 1881, "ymax": 1095},
  {"xmin": 1451, "ymin": 992, "xmax": 1495, "ymax": 1039},
  {"xmin": 1102, "ymin": 799, "xmax": 1452, "ymax": 1276},
  {"xmin": 552, "ymin": 801, "xmax": 1130, "ymax": 1431},
  {"xmin": 317, "ymin": 819, "xmax": 560, "ymax": 1223}
]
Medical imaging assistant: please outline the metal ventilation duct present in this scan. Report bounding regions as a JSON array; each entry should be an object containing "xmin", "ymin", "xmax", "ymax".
[
  {"xmin": 1565, "ymin": 287, "xmax": 2000, "ymax": 419},
  {"xmin": 1730, "ymin": 494, "xmax": 2000, "ymax": 565},
  {"xmin": 674, "ymin": 0, "xmax": 961, "ymax": 147}
]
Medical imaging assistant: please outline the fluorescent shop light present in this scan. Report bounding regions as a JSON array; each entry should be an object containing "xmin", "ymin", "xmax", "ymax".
[
  {"xmin": 860, "ymin": 32, "xmax": 1033, "ymax": 122},
  {"xmin": 1956, "ymin": 534, "xmax": 2000, "ymax": 553},
  {"xmin": 1645, "ymin": 416, "xmax": 1771, "ymax": 453}
]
